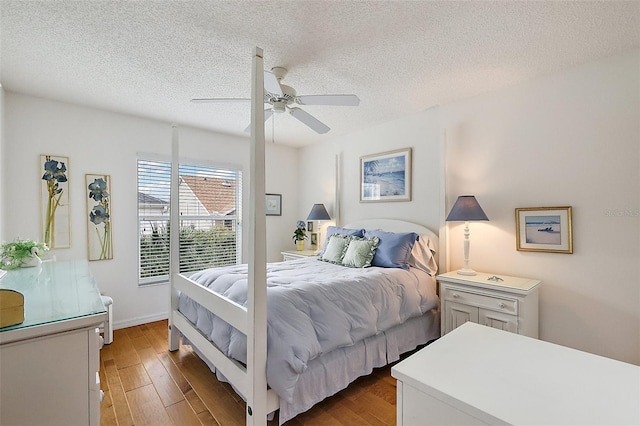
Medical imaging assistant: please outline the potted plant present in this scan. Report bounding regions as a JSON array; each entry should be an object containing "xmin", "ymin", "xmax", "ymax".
[
  {"xmin": 292, "ymin": 220, "xmax": 308, "ymax": 251},
  {"xmin": 0, "ymin": 239, "xmax": 49, "ymax": 269}
]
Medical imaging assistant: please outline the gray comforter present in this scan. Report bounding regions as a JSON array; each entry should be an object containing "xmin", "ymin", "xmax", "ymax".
[{"xmin": 178, "ymin": 257, "xmax": 438, "ymax": 403}]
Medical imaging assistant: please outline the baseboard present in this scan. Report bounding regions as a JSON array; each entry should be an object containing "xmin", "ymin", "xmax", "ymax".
[{"xmin": 113, "ymin": 312, "xmax": 168, "ymax": 330}]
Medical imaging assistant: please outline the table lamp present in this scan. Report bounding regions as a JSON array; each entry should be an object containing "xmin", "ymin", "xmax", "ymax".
[
  {"xmin": 307, "ymin": 204, "xmax": 331, "ymax": 252},
  {"xmin": 445, "ymin": 195, "xmax": 489, "ymax": 276}
]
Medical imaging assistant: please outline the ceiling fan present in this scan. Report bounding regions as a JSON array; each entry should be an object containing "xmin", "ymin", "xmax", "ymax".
[{"xmin": 191, "ymin": 67, "xmax": 360, "ymax": 134}]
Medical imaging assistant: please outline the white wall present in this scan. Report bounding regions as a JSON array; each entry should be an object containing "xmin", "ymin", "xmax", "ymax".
[
  {"xmin": 300, "ymin": 49, "xmax": 639, "ymax": 365},
  {"xmin": 442, "ymin": 49, "xmax": 639, "ymax": 365},
  {"xmin": 2, "ymin": 93, "xmax": 298, "ymax": 328},
  {"xmin": 298, "ymin": 108, "xmax": 444, "ymax": 248}
]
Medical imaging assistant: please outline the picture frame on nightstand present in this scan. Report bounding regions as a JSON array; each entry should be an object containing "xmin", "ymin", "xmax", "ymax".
[{"xmin": 310, "ymin": 232, "xmax": 318, "ymax": 247}]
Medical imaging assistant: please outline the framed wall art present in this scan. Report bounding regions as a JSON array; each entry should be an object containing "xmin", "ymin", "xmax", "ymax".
[
  {"xmin": 86, "ymin": 174, "xmax": 113, "ymax": 260},
  {"xmin": 516, "ymin": 206, "xmax": 573, "ymax": 254},
  {"xmin": 40, "ymin": 154, "xmax": 71, "ymax": 249},
  {"xmin": 265, "ymin": 193, "xmax": 282, "ymax": 216},
  {"xmin": 360, "ymin": 148, "xmax": 412, "ymax": 202}
]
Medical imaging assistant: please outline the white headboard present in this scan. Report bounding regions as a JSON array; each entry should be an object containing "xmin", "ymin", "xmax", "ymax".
[{"xmin": 343, "ymin": 218, "xmax": 439, "ymax": 264}]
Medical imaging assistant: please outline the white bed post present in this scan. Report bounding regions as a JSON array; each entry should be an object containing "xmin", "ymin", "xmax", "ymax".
[
  {"xmin": 439, "ymin": 128, "xmax": 449, "ymax": 273},
  {"xmin": 246, "ymin": 46, "xmax": 268, "ymax": 426},
  {"xmin": 169, "ymin": 124, "xmax": 181, "ymax": 351},
  {"xmin": 334, "ymin": 153, "xmax": 342, "ymax": 227}
]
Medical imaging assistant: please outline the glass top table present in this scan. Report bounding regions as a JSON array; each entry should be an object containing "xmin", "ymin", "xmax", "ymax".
[{"xmin": 0, "ymin": 260, "xmax": 107, "ymax": 343}]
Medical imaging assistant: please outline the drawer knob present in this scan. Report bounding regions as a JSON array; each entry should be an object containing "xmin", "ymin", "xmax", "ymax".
[
  {"xmin": 498, "ymin": 302, "xmax": 506, "ymax": 309},
  {"xmin": 452, "ymin": 293, "xmax": 460, "ymax": 298}
]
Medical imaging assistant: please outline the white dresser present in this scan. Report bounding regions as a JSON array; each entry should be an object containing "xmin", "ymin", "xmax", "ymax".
[
  {"xmin": 438, "ymin": 271, "xmax": 541, "ymax": 338},
  {"xmin": 0, "ymin": 260, "xmax": 107, "ymax": 426},
  {"xmin": 392, "ymin": 322, "xmax": 640, "ymax": 426}
]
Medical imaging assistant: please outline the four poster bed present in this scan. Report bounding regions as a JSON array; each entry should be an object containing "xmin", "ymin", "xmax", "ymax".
[
  {"xmin": 168, "ymin": 48, "xmax": 442, "ymax": 425},
  {"xmin": 171, "ymin": 220, "xmax": 440, "ymax": 424}
]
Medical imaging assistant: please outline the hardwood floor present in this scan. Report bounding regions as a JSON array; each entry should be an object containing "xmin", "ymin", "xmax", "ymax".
[{"xmin": 100, "ymin": 320, "xmax": 399, "ymax": 426}]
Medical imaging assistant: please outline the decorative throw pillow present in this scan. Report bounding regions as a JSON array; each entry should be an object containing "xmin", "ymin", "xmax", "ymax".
[
  {"xmin": 364, "ymin": 230, "xmax": 419, "ymax": 270},
  {"xmin": 341, "ymin": 236, "xmax": 380, "ymax": 268},
  {"xmin": 320, "ymin": 234, "xmax": 351, "ymax": 264}
]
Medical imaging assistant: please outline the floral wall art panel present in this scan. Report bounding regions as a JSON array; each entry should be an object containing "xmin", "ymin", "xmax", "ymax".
[
  {"xmin": 86, "ymin": 174, "xmax": 113, "ymax": 261},
  {"xmin": 40, "ymin": 154, "xmax": 71, "ymax": 249}
]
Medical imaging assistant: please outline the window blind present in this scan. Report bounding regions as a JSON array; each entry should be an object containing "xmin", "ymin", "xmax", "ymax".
[{"xmin": 137, "ymin": 158, "xmax": 242, "ymax": 285}]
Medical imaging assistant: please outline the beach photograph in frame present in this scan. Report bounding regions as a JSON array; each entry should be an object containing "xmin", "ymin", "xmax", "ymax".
[
  {"xmin": 360, "ymin": 148, "xmax": 412, "ymax": 202},
  {"xmin": 516, "ymin": 206, "xmax": 573, "ymax": 253},
  {"xmin": 265, "ymin": 193, "xmax": 282, "ymax": 216},
  {"xmin": 310, "ymin": 232, "xmax": 318, "ymax": 247}
]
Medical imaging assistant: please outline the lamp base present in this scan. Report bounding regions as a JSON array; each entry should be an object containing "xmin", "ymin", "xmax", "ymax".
[{"xmin": 457, "ymin": 268, "xmax": 477, "ymax": 276}]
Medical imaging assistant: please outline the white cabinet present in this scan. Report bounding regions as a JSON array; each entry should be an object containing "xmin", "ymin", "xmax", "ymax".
[
  {"xmin": 437, "ymin": 271, "xmax": 541, "ymax": 338},
  {"xmin": 0, "ymin": 260, "xmax": 107, "ymax": 426},
  {"xmin": 392, "ymin": 322, "xmax": 640, "ymax": 426},
  {"xmin": 281, "ymin": 249, "xmax": 318, "ymax": 261}
]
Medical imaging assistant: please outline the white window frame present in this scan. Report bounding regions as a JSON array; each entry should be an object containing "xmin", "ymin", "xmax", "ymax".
[{"xmin": 137, "ymin": 154, "xmax": 243, "ymax": 286}]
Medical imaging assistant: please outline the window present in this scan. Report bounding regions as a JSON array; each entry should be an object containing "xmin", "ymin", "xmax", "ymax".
[{"xmin": 137, "ymin": 158, "xmax": 242, "ymax": 285}]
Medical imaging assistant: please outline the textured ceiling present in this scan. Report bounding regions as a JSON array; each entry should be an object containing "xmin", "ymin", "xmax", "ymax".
[{"xmin": 1, "ymin": 1, "xmax": 639, "ymax": 147}]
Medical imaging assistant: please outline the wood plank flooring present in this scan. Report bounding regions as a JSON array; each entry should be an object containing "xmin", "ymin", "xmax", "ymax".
[{"xmin": 100, "ymin": 320, "xmax": 401, "ymax": 426}]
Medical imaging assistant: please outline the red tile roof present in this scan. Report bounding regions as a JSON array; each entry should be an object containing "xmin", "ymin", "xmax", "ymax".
[{"xmin": 181, "ymin": 175, "xmax": 236, "ymax": 215}]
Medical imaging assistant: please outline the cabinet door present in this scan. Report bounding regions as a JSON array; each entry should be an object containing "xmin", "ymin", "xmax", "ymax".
[
  {"xmin": 445, "ymin": 301, "xmax": 479, "ymax": 334},
  {"xmin": 1, "ymin": 329, "xmax": 90, "ymax": 425},
  {"xmin": 479, "ymin": 308, "xmax": 517, "ymax": 333}
]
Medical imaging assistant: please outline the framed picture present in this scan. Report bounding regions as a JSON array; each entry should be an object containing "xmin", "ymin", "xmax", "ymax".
[
  {"xmin": 307, "ymin": 221, "xmax": 314, "ymax": 232},
  {"xmin": 360, "ymin": 148, "xmax": 412, "ymax": 202},
  {"xmin": 516, "ymin": 206, "xmax": 573, "ymax": 254},
  {"xmin": 310, "ymin": 232, "xmax": 318, "ymax": 247},
  {"xmin": 86, "ymin": 174, "xmax": 113, "ymax": 261},
  {"xmin": 40, "ymin": 154, "xmax": 71, "ymax": 249},
  {"xmin": 265, "ymin": 193, "xmax": 282, "ymax": 216}
]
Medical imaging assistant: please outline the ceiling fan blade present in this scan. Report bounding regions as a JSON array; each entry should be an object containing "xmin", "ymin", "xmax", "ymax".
[
  {"xmin": 191, "ymin": 98, "xmax": 250, "ymax": 103},
  {"xmin": 295, "ymin": 94, "xmax": 360, "ymax": 106},
  {"xmin": 244, "ymin": 109, "xmax": 274, "ymax": 133},
  {"xmin": 264, "ymin": 70, "xmax": 283, "ymax": 96},
  {"xmin": 289, "ymin": 107, "xmax": 330, "ymax": 134}
]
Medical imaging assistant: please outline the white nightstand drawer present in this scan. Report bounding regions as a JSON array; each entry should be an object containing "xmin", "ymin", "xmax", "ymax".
[{"xmin": 445, "ymin": 288, "xmax": 517, "ymax": 315}]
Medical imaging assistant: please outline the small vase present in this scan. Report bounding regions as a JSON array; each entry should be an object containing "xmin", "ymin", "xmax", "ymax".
[{"xmin": 296, "ymin": 240, "xmax": 305, "ymax": 251}]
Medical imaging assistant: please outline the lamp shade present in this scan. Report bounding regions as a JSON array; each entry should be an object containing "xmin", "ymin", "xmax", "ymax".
[
  {"xmin": 307, "ymin": 204, "xmax": 331, "ymax": 220},
  {"xmin": 445, "ymin": 196, "xmax": 489, "ymax": 222}
]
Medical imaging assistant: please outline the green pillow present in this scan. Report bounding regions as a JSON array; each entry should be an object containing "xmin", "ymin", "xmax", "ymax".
[
  {"xmin": 321, "ymin": 234, "xmax": 350, "ymax": 264},
  {"xmin": 341, "ymin": 236, "xmax": 380, "ymax": 268}
]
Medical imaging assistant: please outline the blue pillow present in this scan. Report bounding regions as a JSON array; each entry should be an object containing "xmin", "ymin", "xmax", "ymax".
[
  {"xmin": 364, "ymin": 230, "xmax": 418, "ymax": 270},
  {"xmin": 320, "ymin": 226, "xmax": 365, "ymax": 254}
]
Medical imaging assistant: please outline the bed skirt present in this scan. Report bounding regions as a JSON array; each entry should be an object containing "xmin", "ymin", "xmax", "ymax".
[{"xmin": 187, "ymin": 306, "xmax": 440, "ymax": 424}]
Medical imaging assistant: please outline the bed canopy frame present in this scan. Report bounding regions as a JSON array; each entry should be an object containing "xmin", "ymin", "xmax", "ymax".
[
  {"xmin": 168, "ymin": 47, "xmax": 447, "ymax": 425},
  {"xmin": 169, "ymin": 47, "xmax": 270, "ymax": 425}
]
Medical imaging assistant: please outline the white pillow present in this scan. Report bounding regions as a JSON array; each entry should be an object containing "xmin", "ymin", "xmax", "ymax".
[{"xmin": 408, "ymin": 234, "xmax": 438, "ymax": 275}]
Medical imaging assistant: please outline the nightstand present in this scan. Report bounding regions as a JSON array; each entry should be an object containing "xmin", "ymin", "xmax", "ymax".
[
  {"xmin": 281, "ymin": 250, "xmax": 318, "ymax": 261},
  {"xmin": 437, "ymin": 270, "xmax": 542, "ymax": 338}
]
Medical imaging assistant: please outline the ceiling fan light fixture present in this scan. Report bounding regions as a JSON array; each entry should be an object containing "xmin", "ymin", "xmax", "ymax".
[{"xmin": 273, "ymin": 101, "xmax": 286, "ymax": 113}]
